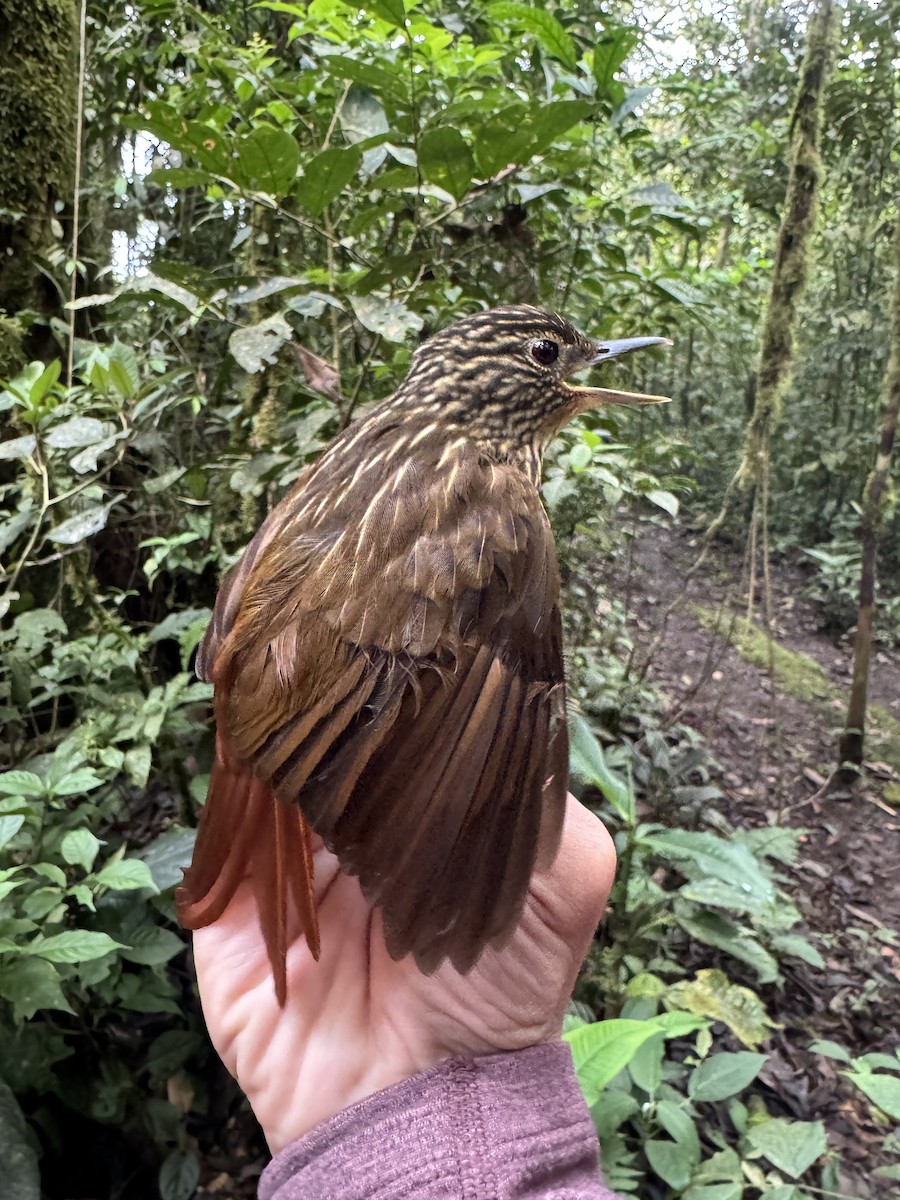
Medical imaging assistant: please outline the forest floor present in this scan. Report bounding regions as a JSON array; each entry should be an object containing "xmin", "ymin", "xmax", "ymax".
[{"xmin": 616, "ymin": 518, "xmax": 900, "ymax": 1195}]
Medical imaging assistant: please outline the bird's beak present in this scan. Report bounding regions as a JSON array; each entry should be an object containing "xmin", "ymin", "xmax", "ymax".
[{"xmin": 565, "ymin": 336, "xmax": 673, "ymax": 409}]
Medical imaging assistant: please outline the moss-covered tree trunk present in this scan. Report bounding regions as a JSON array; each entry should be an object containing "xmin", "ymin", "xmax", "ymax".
[
  {"xmin": 736, "ymin": 0, "xmax": 834, "ymax": 488},
  {"xmin": 0, "ymin": 0, "xmax": 77, "ymax": 360},
  {"xmin": 837, "ymin": 212, "xmax": 900, "ymax": 778}
]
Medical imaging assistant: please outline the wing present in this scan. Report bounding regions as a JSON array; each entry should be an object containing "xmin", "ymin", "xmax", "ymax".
[{"xmin": 178, "ymin": 438, "xmax": 568, "ymax": 981}]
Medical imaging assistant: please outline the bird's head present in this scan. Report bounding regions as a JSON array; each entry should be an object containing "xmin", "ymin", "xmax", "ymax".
[{"xmin": 402, "ymin": 305, "xmax": 670, "ymax": 455}]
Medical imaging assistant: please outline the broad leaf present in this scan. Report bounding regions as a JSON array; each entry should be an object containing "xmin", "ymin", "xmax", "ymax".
[
  {"xmin": 646, "ymin": 1138, "xmax": 694, "ymax": 1191},
  {"xmin": 350, "ymin": 294, "xmax": 423, "ymax": 341},
  {"xmin": 419, "ymin": 128, "xmax": 475, "ymax": 201},
  {"xmin": 0, "ymin": 771, "xmax": 44, "ymax": 798},
  {"xmin": 159, "ymin": 1150, "xmax": 200, "ymax": 1200},
  {"xmin": 94, "ymin": 859, "xmax": 159, "ymax": 893},
  {"xmin": 565, "ymin": 1019, "xmax": 663, "ymax": 1104},
  {"xmin": 28, "ymin": 931, "xmax": 125, "ymax": 963},
  {"xmin": 233, "ymin": 126, "xmax": 300, "ymax": 199},
  {"xmin": 297, "ymin": 145, "xmax": 362, "ymax": 216},
  {"xmin": 487, "ymin": 3, "xmax": 577, "ymax": 69},
  {"xmin": 0, "ymin": 435, "xmax": 37, "ymax": 460},
  {"xmin": 746, "ymin": 1118, "xmax": 827, "ymax": 1178},
  {"xmin": 845, "ymin": 1071, "xmax": 900, "ymax": 1120},
  {"xmin": 61, "ymin": 829, "xmax": 102, "ymax": 872},
  {"xmin": 0, "ymin": 958, "xmax": 74, "ymax": 1021},
  {"xmin": 44, "ymin": 417, "xmax": 108, "ymax": 449},
  {"xmin": 666, "ymin": 970, "xmax": 775, "ymax": 1048},
  {"xmin": 229, "ymin": 314, "xmax": 292, "ymax": 373},
  {"xmin": 46, "ymin": 500, "xmax": 119, "ymax": 546},
  {"xmin": 568, "ymin": 713, "xmax": 634, "ymax": 821},
  {"xmin": 0, "ymin": 814, "xmax": 24, "ymax": 847},
  {"xmin": 687, "ymin": 1051, "xmax": 767, "ymax": 1102},
  {"xmin": 138, "ymin": 827, "xmax": 197, "ymax": 892},
  {"xmin": 362, "ymin": 0, "xmax": 405, "ymax": 25},
  {"xmin": 593, "ymin": 29, "xmax": 638, "ymax": 95}
]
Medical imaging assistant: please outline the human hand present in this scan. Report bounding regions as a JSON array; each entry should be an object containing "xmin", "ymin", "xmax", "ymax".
[{"xmin": 192, "ymin": 793, "xmax": 616, "ymax": 1153}]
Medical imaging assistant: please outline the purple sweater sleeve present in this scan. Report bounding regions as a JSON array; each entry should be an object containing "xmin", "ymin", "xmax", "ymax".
[{"xmin": 258, "ymin": 1042, "xmax": 619, "ymax": 1200}]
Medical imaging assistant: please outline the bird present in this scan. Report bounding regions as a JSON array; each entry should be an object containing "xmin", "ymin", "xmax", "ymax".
[{"xmin": 177, "ymin": 304, "xmax": 669, "ymax": 1003}]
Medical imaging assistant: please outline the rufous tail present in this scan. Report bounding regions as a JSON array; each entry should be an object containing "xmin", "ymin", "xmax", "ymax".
[{"xmin": 177, "ymin": 737, "xmax": 320, "ymax": 1005}]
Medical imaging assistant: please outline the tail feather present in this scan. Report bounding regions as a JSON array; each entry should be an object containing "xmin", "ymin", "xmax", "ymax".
[{"xmin": 177, "ymin": 743, "xmax": 320, "ymax": 1005}]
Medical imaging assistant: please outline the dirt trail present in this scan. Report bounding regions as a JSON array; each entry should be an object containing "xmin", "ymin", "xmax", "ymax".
[{"xmin": 615, "ymin": 521, "xmax": 900, "ymax": 1193}]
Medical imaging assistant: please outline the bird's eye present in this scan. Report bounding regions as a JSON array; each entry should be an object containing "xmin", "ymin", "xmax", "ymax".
[{"xmin": 530, "ymin": 339, "xmax": 559, "ymax": 366}]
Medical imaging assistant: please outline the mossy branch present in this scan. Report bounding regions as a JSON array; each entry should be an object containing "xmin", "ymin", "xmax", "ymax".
[{"xmin": 736, "ymin": 0, "xmax": 835, "ymax": 490}]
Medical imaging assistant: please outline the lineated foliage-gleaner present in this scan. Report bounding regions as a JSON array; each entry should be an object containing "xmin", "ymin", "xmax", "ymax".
[{"xmin": 177, "ymin": 305, "xmax": 670, "ymax": 1003}]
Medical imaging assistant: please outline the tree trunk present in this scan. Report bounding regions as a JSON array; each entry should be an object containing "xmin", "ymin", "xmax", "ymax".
[
  {"xmin": 837, "ymin": 213, "xmax": 900, "ymax": 777},
  {"xmin": 737, "ymin": 0, "xmax": 834, "ymax": 488},
  {"xmin": 0, "ymin": 0, "xmax": 77, "ymax": 355}
]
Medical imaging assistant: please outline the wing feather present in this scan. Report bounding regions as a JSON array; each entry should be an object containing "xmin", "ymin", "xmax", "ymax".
[{"xmin": 178, "ymin": 432, "xmax": 569, "ymax": 986}]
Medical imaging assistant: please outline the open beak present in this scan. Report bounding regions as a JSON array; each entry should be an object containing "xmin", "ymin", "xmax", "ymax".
[{"xmin": 567, "ymin": 335, "xmax": 673, "ymax": 408}]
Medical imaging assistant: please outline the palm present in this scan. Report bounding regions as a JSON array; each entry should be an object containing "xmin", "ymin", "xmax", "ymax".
[{"xmin": 193, "ymin": 794, "xmax": 615, "ymax": 1153}]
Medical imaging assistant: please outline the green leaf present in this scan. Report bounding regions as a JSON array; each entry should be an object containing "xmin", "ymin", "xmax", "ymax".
[
  {"xmin": 627, "ymin": 1032, "xmax": 664, "ymax": 1093},
  {"xmin": 94, "ymin": 859, "xmax": 159, "ymax": 893},
  {"xmin": 746, "ymin": 1118, "xmax": 827, "ymax": 1178},
  {"xmin": 229, "ymin": 314, "xmax": 292, "ymax": 373},
  {"xmin": 667, "ymin": 970, "xmax": 775, "ymax": 1048},
  {"xmin": 28, "ymin": 359, "xmax": 61, "ymax": 406},
  {"xmin": 845, "ymin": 1071, "xmax": 900, "ymax": 1120},
  {"xmin": 808, "ymin": 1039, "xmax": 852, "ymax": 1063},
  {"xmin": 318, "ymin": 53, "xmax": 407, "ymax": 101},
  {"xmin": 646, "ymin": 1138, "xmax": 694, "ymax": 1191},
  {"xmin": 675, "ymin": 909, "xmax": 780, "ymax": 983},
  {"xmin": 52, "ymin": 768, "xmax": 104, "ymax": 797},
  {"xmin": 119, "ymin": 926, "xmax": 185, "ymax": 966},
  {"xmin": 487, "ymin": 3, "xmax": 577, "ymax": 69},
  {"xmin": 0, "ymin": 814, "xmax": 25, "ymax": 847},
  {"xmin": 688, "ymin": 1051, "xmax": 767, "ymax": 1102},
  {"xmin": 32, "ymin": 862, "xmax": 66, "ymax": 886},
  {"xmin": 362, "ymin": 0, "xmax": 405, "ymax": 25},
  {"xmin": 61, "ymin": 828, "xmax": 102, "ymax": 872},
  {"xmin": 0, "ymin": 957, "xmax": 74, "ymax": 1021},
  {"xmin": 46, "ymin": 500, "xmax": 119, "ymax": 546},
  {"xmin": 568, "ymin": 713, "xmax": 634, "ymax": 821},
  {"xmin": 769, "ymin": 933, "xmax": 825, "ymax": 968},
  {"xmin": 296, "ymin": 146, "xmax": 362, "ymax": 217},
  {"xmin": 44, "ymin": 417, "xmax": 108, "ymax": 449},
  {"xmin": 146, "ymin": 1030, "xmax": 204, "ymax": 1080},
  {"xmin": 591, "ymin": 1088, "xmax": 639, "ymax": 1138},
  {"xmin": 120, "ymin": 272, "xmax": 202, "ymax": 312},
  {"xmin": 0, "ymin": 434, "xmax": 37, "ymax": 460},
  {"xmin": 340, "ymin": 86, "xmax": 389, "ymax": 172},
  {"xmin": 645, "ymin": 489, "xmax": 679, "ymax": 517},
  {"xmin": 350, "ymin": 294, "xmax": 424, "ymax": 342},
  {"xmin": 656, "ymin": 1099, "xmax": 700, "ymax": 1163},
  {"xmin": 233, "ymin": 126, "xmax": 300, "ymax": 199},
  {"xmin": 419, "ymin": 128, "xmax": 475, "ymax": 201},
  {"xmin": 159, "ymin": 1149, "xmax": 200, "ymax": 1200},
  {"xmin": 642, "ymin": 829, "xmax": 775, "ymax": 906},
  {"xmin": 138, "ymin": 826, "xmax": 197, "ymax": 892},
  {"xmin": 475, "ymin": 100, "xmax": 595, "ymax": 177},
  {"xmin": 0, "ymin": 771, "xmax": 44, "ymax": 798},
  {"xmin": 592, "ymin": 29, "xmax": 638, "ymax": 95},
  {"xmin": 565, "ymin": 1019, "xmax": 664, "ymax": 1104},
  {"xmin": 0, "ymin": 1080, "xmax": 40, "ymax": 1200},
  {"xmin": 683, "ymin": 1185, "xmax": 742, "ymax": 1200},
  {"xmin": 28, "ymin": 930, "xmax": 126, "ymax": 963},
  {"xmin": 652, "ymin": 1010, "xmax": 710, "ymax": 1037}
]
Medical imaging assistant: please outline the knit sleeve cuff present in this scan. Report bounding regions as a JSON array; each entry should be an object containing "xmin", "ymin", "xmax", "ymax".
[{"xmin": 259, "ymin": 1042, "xmax": 618, "ymax": 1200}]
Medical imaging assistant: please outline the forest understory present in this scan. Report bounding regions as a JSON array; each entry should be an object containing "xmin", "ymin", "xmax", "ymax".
[{"xmin": 606, "ymin": 517, "xmax": 900, "ymax": 1197}]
